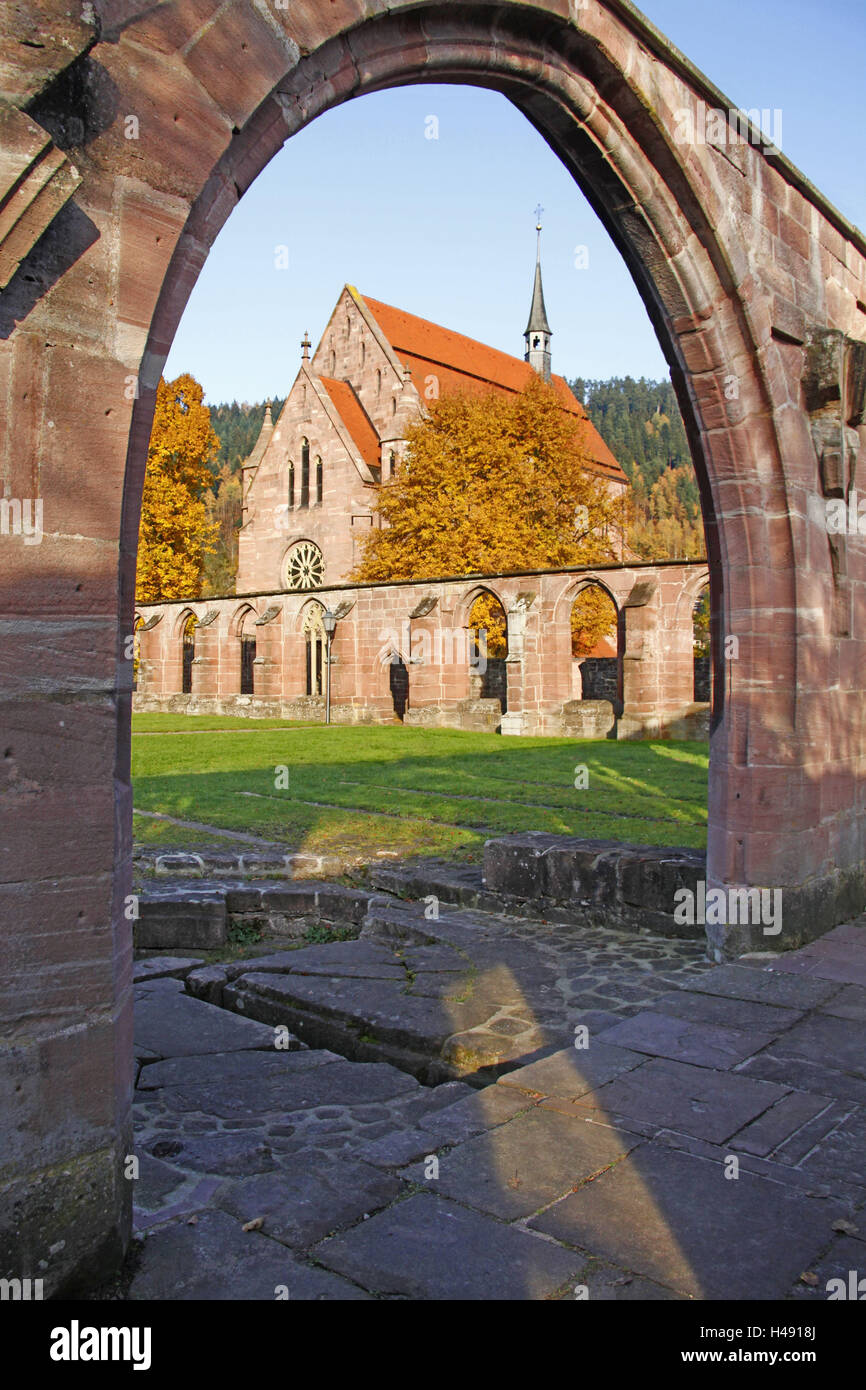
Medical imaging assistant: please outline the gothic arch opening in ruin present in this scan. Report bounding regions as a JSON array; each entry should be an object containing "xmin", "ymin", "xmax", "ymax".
[
  {"xmin": 467, "ymin": 589, "xmax": 509, "ymax": 713},
  {"xmin": 179, "ymin": 611, "xmax": 198, "ymax": 696},
  {"xmin": 232, "ymin": 604, "xmax": 258, "ymax": 696},
  {"xmin": 5, "ymin": 0, "xmax": 866, "ymax": 1293},
  {"xmin": 568, "ymin": 580, "xmax": 621, "ymax": 706}
]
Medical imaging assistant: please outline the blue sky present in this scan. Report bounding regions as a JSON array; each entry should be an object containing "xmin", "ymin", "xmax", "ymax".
[{"xmin": 165, "ymin": 0, "xmax": 865, "ymax": 405}]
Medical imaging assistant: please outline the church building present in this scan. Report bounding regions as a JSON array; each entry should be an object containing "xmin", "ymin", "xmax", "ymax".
[{"xmin": 236, "ymin": 240, "xmax": 629, "ymax": 596}]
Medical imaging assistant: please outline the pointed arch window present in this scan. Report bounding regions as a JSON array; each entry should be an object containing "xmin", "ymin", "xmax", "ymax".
[
  {"xmin": 303, "ymin": 603, "xmax": 326, "ymax": 697},
  {"xmin": 288, "ymin": 462, "xmax": 295, "ymax": 510},
  {"xmin": 316, "ymin": 456, "xmax": 323, "ymax": 506},
  {"xmin": 376, "ymin": 370, "xmax": 381, "ymax": 397},
  {"xmin": 181, "ymin": 613, "xmax": 197, "ymax": 695},
  {"xmin": 301, "ymin": 438, "xmax": 310, "ymax": 508},
  {"xmin": 389, "ymin": 451, "xmax": 396, "ymax": 479}
]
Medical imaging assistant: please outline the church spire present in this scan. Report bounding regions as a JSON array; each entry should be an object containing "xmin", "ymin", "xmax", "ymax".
[{"xmin": 524, "ymin": 207, "xmax": 552, "ymax": 382}]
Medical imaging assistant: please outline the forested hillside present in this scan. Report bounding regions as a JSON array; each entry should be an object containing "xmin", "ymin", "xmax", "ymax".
[
  {"xmin": 570, "ymin": 376, "xmax": 705, "ymax": 560},
  {"xmin": 208, "ymin": 399, "xmax": 286, "ymax": 477}
]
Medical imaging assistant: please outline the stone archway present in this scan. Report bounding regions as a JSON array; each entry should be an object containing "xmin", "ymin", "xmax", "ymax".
[{"xmin": 3, "ymin": 0, "xmax": 866, "ymax": 1294}]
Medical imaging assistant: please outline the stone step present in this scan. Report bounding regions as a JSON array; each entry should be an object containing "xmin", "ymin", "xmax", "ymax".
[
  {"xmin": 135, "ymin": 879, "xmax": 387, "ymax": 950},
  {"xmin": 367, "ymin": 859, "xmax": 502, "ymax": 912}
]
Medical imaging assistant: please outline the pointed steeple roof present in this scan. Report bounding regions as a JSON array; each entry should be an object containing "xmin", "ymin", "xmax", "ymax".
[{"xmin": 525, "ymin": 225, "xmax": 551, "ymax": 337}]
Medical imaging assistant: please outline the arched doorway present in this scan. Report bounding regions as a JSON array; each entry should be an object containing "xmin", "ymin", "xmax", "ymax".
[
  {"xmin": 180, "ymin": 613, "xmax": 197, "ymax": 695},
  {"xmin": 570, "ymin": 584, "xmax": 620, "ymax": 711},
  {"xmin": 467, "ymin": 591, "xmax": 509, "ymax": 713}
]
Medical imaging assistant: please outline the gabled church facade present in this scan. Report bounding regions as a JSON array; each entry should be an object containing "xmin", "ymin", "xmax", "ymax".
[{"xmin": 237, "ymin": 265, "xmax": 629, "ymax": 596}]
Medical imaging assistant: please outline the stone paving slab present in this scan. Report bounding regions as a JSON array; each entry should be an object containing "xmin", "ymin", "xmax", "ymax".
[
  {"xmin": 128, "ymin": 1210, "xmax": 371, "ymax": 1300},
  {"xmin": 145, "ymin": 1131, "xmax": 279, "ymax": 1176},
  {"xmin": 213, "ymin": 1160, "xmax": 404, "ymax": 1248},
  {"xmin": 402, "ymin": 1108, "xmax": 639, "ymax": 1221},
  {"xmin": 651, "ymin": 985, "xmax": 805, "ymax": 1035},
  {"xmin": 313, "ymin": 1192, "xmax": 583, "ymax": 1299},
  {"xmin": 728, "ymin": 1089, "xmax": 835, "ymax": 1158},
  {"xmin": 530, "ymin": 1143, "xmax": 849, "ymax": 1300},
  {"xmin": 599, "ymin": 1009, "xmax": 773, "ymax": 1069},
  {"xmin": 819, "ymin": 984, "xmax": 866, "ymax": 1022},
  {"xmin": 496, "ymin": 1043, "xmax": 645, "ymax": 1100},
  {"xmin": 747, "ymin": 1012, "xmax": 866, "ymax": 1078},
  {"xmin": 414, "ymin": 1083, "xmax": 536, "ymax": 1147},
  {"xmin": 137, "ymin": 1046, "xmax": 339, "ymax": 1091},
  {"xmin": 566, "ymin": 1056, "xmax": 790, "ymax": 1144},
  {"xmin": 796, "ymin": 1109, "xmax": 866, "ymax": 1191},
  {"xmin": 564, "ymin": 1256, "xmax": 685, "ymax": 1300},
  {"xmin": 739, "ymin": 1052, "xmax": 866, "ymax": 1109},
  {"xmin": 682, "ymin": 963, "xmax": 840, "ymax": 1010},
  {"xmin": 157, "ymin": 1056, "xmax": 422, "ymax": 1122},
  {"xmin": 225, "ymin": 971, "xmax": 485, "ymax": 1056},
  {"xmin": 790, "ymin": 1234, "xmax": 866, "ymax": 1301},
  {"xmin": 134, "ymin": 984, "xmax": 277, "ymax": 1060}
]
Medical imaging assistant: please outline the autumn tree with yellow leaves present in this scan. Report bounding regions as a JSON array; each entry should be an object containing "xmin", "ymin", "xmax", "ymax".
[
  {"xmin": 136, "ymin": 374, "xmax": 220, "ymax": 603},
  {"xmin": 354, "ymin": 375, "xmax": 622, "ymax": 584}
]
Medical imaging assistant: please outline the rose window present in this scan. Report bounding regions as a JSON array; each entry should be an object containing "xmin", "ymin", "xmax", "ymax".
[{"xmin": 285, "ymin": 541, "xmax": 324, "ymax": 591}]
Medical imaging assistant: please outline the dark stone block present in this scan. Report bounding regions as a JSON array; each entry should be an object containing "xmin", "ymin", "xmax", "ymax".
[
  {"xmin": 136, "ymin": 895, "xmax": 226, "ymax": 950},
  {"xmin": 214, "ymin": 1160, "xmax": 402, "ymax": 1247},
  {"xmin": 127, "ymin": 1210, "xmax": 369, "ymax": 1300},
  {"xmin": 572, "ymin": 1056, "xmax": 789, "ymax": 1144},
  {"xmin": 314, "ymin": 1192, "xmax": 582, "ymax": 1299}
]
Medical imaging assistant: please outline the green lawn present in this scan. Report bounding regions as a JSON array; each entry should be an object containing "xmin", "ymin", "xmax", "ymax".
[{"xmin": 131, "ymin": 714, "xmax": 709, "ymax": 865}]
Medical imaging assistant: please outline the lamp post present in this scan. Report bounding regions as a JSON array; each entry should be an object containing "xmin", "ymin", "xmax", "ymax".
[{"xmin": 322, "ymin": 609, "xmax": 337, "ymax": 725}]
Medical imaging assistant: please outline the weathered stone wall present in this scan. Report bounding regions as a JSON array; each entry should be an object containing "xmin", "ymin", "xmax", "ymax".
[
  {"xmin": 2, "ymin": 0, "xmax": 866, "ymax": 1292},
  {"xmin": 134, "ymin": 560, "xmax": 708, "ymax": 736}
]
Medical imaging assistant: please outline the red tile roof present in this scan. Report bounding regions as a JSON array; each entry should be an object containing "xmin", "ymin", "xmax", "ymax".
[
  {"xmin": 362, "ymin": 296, "xmax": 627, "ymax": 484},
  {"xmin": 320, "ymin": 378, "xmax": 381, "ymax": 472}
]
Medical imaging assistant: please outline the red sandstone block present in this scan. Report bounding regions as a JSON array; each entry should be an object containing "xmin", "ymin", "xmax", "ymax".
[
  {"xmin": 184, "ymin": 0, "xmax": 301, "ymax": 128},
  {"xmin": 778, "ymin": 210, "xmax": 812, "ymax": 265},
  {"xmin": 38, "ymin": 350, "xmax": 131, "ymax": 542},
  {"xmin": 0, "ymin": 784, "xmax": 115, "ymax": 884},
  {"xmin": 117, "ymin": 191, "xmax": 188, "ymax": 332},
  {"xmin": 123, "ymin": 0, "xmax": 223, "ymax": 56},
  {"xmin": 0, "ymin": 698, "xmax": 117, "ymax": 792},
  {"xmin": 0, "ymin": 1014, "xmax": 126, "ymax": 1167},
  {"xmin": 95, "ymin": 37, "xmax": 233, "ymax": 203}
]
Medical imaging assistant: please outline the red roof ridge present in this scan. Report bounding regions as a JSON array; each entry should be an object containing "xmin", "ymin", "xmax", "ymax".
[{"xmin": 360, "ymin": 294, "xmax": 626, "ymax": 483}]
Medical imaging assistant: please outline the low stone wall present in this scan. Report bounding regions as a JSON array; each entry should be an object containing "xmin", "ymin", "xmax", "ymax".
[
  {"xmin": 558, "ymin": 699, "xmax": 617, "ymax": 739},
  {"xmin": 404, "ymin": 698, "xmax": 502, "ymax": 733},
  {"xmin": 617, "ymin": 702, "xmax": 711, "ymax": 741},
  {"xmin": 580, "ymin": 657, "xmax": 619, "ymax": 706},
  {"xmin": 136, "ymin": 880, "xmax": 381, "ymax": 950},
  {"xmin": 483, "ymin": 832, "xmax": 707, "ymax": 939}
]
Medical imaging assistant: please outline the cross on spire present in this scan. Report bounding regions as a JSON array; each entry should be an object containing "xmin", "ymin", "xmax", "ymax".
[{"xmin": 534, "ymin": 203, "xmax": 544, "ymax": 229}]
